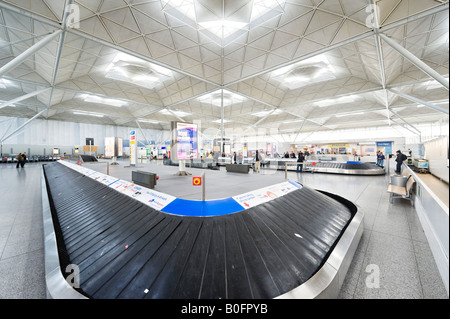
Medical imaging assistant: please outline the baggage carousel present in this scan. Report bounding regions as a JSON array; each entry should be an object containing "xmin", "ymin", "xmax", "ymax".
[
  {"xmin": 42, "ymin": 161, "xmax": 363, "ymax": 299},
  {"xmin": 273, "ymin": 159, "xmax": 385, "ymax": 175},
  {"xmin": 308, "ymin": 162, "xmax": 386, "ymax": 175}
]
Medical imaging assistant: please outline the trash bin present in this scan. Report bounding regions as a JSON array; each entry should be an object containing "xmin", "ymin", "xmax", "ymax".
[
  {"xmin": 390, "ymin": 175, "xmax": 407, "ymax": 187},
  {"xmin": 132, "ymin": 171, "xmax": 157, "ymax": 189}
]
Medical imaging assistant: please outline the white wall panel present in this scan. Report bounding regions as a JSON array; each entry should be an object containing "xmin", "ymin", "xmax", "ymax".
[
  {"xmin": 424, "ymin": 135, "xmax": 449, "ymax": 183},
  {"xmin": 0, "ymin": 116, "xmax": 171, "ymax": 155}
]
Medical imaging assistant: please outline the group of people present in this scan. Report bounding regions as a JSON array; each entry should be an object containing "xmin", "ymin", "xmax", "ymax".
[
  {"xmin": 15, "ymin": 152, "xmax": 27, "ymax": 168},
  {"xmin": 378, "ymin": 149, "xmax": 408, "ymax": 174},
  {"xmin": 231, "ymin": 148, "xmax": 409, "ymax": 175},
  {"xmin": 231, "ymin": 150, "xmax": 265, "ymax": 173},
  {"xmin": 283, "ymin": 150, "xmax": 310, "ymax": 159},
  {"xmin": 376, "ymin": 150, "xmax": 385, "ymax": 168}
]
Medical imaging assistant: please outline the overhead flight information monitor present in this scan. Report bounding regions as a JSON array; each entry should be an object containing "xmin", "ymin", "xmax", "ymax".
[{"xmin": 175, "ymin": 122, "xmax": 198, "ymax": 160}]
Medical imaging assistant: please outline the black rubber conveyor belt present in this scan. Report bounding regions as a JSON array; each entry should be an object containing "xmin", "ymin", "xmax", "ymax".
[
  {"xmin": 313, "ymin": 162, "xmax": 378, "ymax": 169},
  {"xmin": 43, "ymin": 162, "xmax": 356, "ymax": 299}
]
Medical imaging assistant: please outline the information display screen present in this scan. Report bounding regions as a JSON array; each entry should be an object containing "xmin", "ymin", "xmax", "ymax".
[
  {"xmin": 105, "ymin": 137, "xmax": 115, "ymax": 157},
  {"xmin": 176, "ymin": 122, "xmax": 198, "ymax": 159}
]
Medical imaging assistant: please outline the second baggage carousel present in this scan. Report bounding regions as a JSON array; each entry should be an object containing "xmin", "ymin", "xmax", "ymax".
[
  {"xmin": 272, "ymin": 159, "xmax": 386, "ymax": 175},
  {"xmin": 42, "ymin": 161, "xmax": 363, "ymax": 299}
]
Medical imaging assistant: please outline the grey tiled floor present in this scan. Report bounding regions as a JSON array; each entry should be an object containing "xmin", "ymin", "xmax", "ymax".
[
  {"xmin": 0, "ymin": 160, "xmax": 447, "ymax": 299},
  {"xmin": 0, "ymin": 163, "xmax": 46, "ymax": 299}
]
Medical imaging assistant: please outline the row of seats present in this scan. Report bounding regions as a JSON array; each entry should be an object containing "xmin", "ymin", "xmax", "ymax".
[{"xmin": 387, "ymin": 167, "xmax": 416, "ymax": 205}]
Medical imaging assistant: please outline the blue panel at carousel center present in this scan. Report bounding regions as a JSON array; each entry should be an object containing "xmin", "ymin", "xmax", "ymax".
[{"xmin": 162, "ymin": 197, "xmax": 245, "ymax": 217}]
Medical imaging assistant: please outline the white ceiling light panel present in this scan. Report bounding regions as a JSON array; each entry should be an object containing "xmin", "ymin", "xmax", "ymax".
[
  {"xmin": 73, "ymin": 111, "xmax": 105, "ymax": 117},
  {"xmin": 80, "ymin": 93, "xmax": 127, "ymax": 107},
  {"xmin": 138, "ymin": 119, "xmax": 162, "ymax": 124},
  {"xmin": 271, "ymin": 54, "xmax": 336, "ymax": 90},
  {"xmin": 159, "ymin": 109, "xmax": 191, "ymax": 117},
  {"xmin": 212, "ymin": 119, "xmax": 232, "ymax": 123},
  {"xmin": 315, "ymin": 95, "xmax": 358, "ymax": 107},
  {"xmin": 197, "ymin": 89, "xmax": 246, "ymax": 106},
  {"xmin": 252, "ymin": 109, "xmax": 283, "ymax": 117},
  {"xmin": 105, "ymin": 52, "xmax": 172, "ymax": 90},
  {"xmin": 335, "ymin": 111, "xmax": 365, "ymax": 117},
  {"xmin": 161, "ymin": 0, "xmax": 285, "ymax": 47}
]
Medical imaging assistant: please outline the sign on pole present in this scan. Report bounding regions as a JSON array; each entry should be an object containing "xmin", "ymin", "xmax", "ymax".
[{"xmin": 130, "ymin": 130, "xmax": 137, "ymax": 166}]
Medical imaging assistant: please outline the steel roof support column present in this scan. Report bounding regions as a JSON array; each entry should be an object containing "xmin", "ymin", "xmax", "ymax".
[
  {"xmin": 0, "ymin": 87, "xmax": 50, "ymax": 110},
  {"xmin": 136, "ymin": 119, "xmax": 150, "ymax": 146},
  {"xmin": 389, "ymin": 88, "xmax": 449, "ymax": 115},
  {"xmin": 45, "ymin": 0, "xmax": 74, "ymax": 117},
  {"xmin": 0, "ymin": 108, "xmax": 47, "ymax": 143},
  {"xmin": 0, "ymin": 30, "xmax": 62, "ymax": 78},
  {"xmin": 389, "ymin": 109, "xmax": 422, "ymax": 136},
  {"xmin": 379, "ymin": 33, "xmax": 449, "ymax": 90},
  {"xmin": 220, "ymin": 88, "xmax": 224, "ymax": 153}
]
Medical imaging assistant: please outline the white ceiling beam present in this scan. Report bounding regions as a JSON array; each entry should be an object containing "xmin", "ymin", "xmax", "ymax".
[
  {"xmin": 389, "ymin": 88, "xmax": 448, "ymax": 115},
  {"xmin": 0, "ymin": 87, "xmax": 50, "ymax": 110},
  {"xmin": 369, "ymin": 0, "xmax": 392, "ymax": 126},
  {"xmin": 67, "ymin": 28, "xmax": 220, "ymax": 87},
  {"xmin": 0, "ymin": 107, "xmax": 47, "ymax": 143},
  {"xmin": 0, "ymin": 30, "xmax": 62, "ymax": 78},
  {"xmin": 0, "ymin": 1, "xmax": 61, "ymax": 29},
  {"xmin": 380, "ymin": 2, "xmax": 449, "ymax": 32},
  {"xmin": 135, "ymin": 119, "xmax": 150, "ymax": 146},
  {"xmin": 45, "ymin": 0, "xmax": 74, "ymax": 117},
  {"xmin": 389, "ymin": 118, "xmax": 421, "ymax": 137},
  {"xmin": 224, "ymin": 30, "xmax": 376, "ymax": 87},
  {"xmin": 379, "ymin": 33, "xmax": 449, "ymax": 90},
  {"xmin": 224, "ymin": 2, "xmax": 449, "ymax": 88},
  {"xmin": 389, "ymin": 109, "xmax": 422, "ymax": 135},
  {"xmin": 0, "ymin": 0, "xmax": 220, "ymax": 87}
]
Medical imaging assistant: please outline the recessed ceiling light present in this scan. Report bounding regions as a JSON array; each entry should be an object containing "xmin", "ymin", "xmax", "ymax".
[
  {"xmin": 198, "ymin": 89, "xmax": 246, "ymax": 106},
  {"xmin": 252, "ymin": 109, "xmax": 283, "ymax": 117},
  {"xmin": 213, "ymin": 119, "xmax": 232, "ymax": 123},
  {"xmin": 272, "ymin": 54, "xmax": 336, "ymax": 90},
  {"xmin": 0, "ymin": 79, "xmax": 14, "ymax": 89},
  {"xmin": 161, "ymin": 0, "xmax": 285, "ymax": 47},
  {"xmin": 0, "ymin": 100, "xmax": 16, "ymax": 107},
  {"xmin": 424, "ymin": 80, "xmax": 443, "ymax": 90},
  {"xmin": 73, "ymin": 111, "xmax": 104, "ymax": 117},
  {"xmin": 105, "ymin": 52, "xmax": 172, "ymax": 90},
  {"xmin": 81, "ymin": 94, "xmax": 127, "ymax": 107},
  {"xmin": 159, "ymin": 109, "xmax": 191, "ymax": 117},
  {"xmin": 335, "ymin": 111, "xmax": 365, "ymax": 117},
  {"xmin": 138, "ymin": 119, "xmax": 161, "ymax": 124},
  {"xmin": 316, "ymin": 95, "xmax": 357, "ymax": 107}
]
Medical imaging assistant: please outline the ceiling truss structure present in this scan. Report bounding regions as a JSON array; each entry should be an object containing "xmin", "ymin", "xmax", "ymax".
[{"xmin": 0, "ymin": 0, "xmax": 448, "ymax": 142}]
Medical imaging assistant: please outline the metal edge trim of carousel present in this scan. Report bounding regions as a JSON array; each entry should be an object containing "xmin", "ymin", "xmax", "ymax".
[
  {"xmin": 275, "ymin": 206, "xmax": 364, "ymax": 299},
  {"xmin": 41, "ymin": 164, "xmax": 364, "ymax": 300},
  {"xmin": 41, "ymin": 166, "xmax": 88, "ymax": 299}
]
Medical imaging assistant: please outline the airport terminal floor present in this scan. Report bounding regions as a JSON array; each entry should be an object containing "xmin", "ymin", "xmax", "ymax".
[{"xmin": 0, "ymin": 159, "xmax": 447, "ymax": 299}]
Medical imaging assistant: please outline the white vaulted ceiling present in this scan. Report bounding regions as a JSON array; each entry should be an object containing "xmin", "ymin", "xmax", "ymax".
[{"xmin": 0, "ymin": 0, "xmax": 448, "ymax": 137}]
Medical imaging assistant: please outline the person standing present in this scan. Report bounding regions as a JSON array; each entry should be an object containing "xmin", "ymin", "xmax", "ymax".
[
  {"xmin": 297, "ymin": 151, "xmax": 305, "ymax": 173},
  {"xmin": 379, "ymin": 152, "xmax": 385, "ymax": 168},
  {"xmin": 255, "ymin": 150, "xmax": 261, "ymax": 173},
  {"xmin": 395, "ymin": 150, "xmax": 406, "ymax": 173},
  {"xmin": 259, "ymin": 149, "xmax": 266, "ymax": 168},
  {"xmin": 232, "ymin": 151, "xmax": 237, "ymax": 164},
  {"xmin": 16, "ymin": 153, "xmax": 23, "ymax": 168},
  {"xmin": 21, "ymin": 152, "xmax": 27, "ymax": 168}
]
